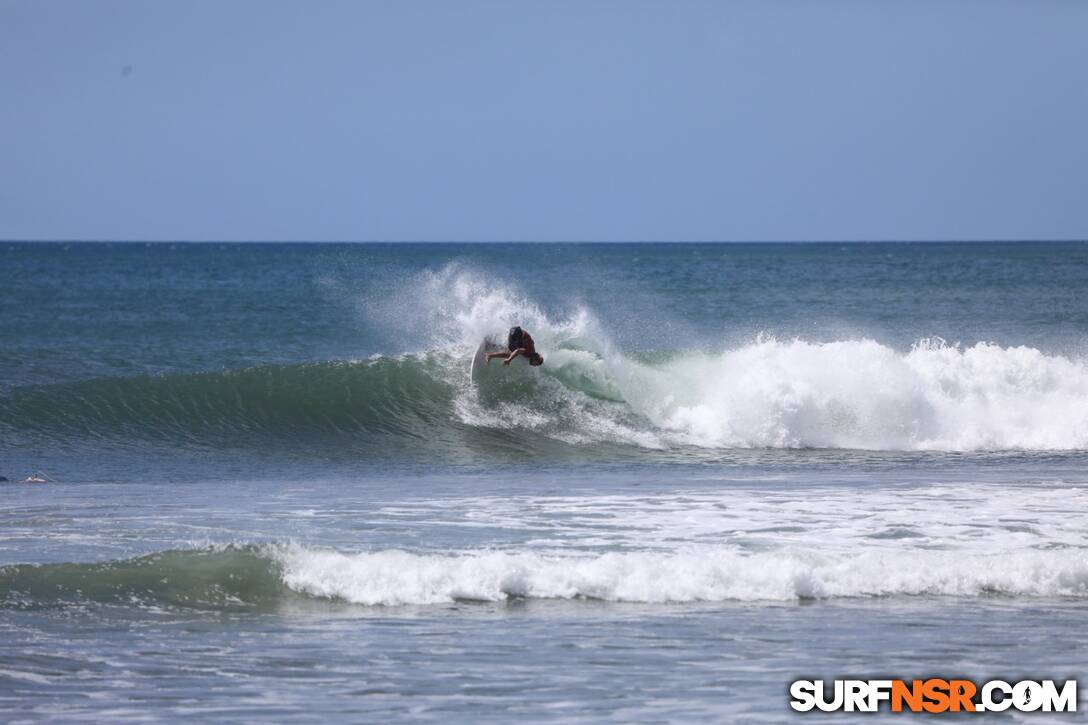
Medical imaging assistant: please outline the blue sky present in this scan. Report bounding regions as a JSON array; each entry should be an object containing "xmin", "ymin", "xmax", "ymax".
[{"xmin": 2, "ymin": 1, "xmax": 1086, "ymax": 241}]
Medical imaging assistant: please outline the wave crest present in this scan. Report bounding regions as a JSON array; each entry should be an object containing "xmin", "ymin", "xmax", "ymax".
[{"xmin": 4, "ymin": 545, "xmax": 1087, "ymax": 610}]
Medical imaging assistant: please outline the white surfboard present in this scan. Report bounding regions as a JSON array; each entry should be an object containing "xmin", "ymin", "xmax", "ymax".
[
  {"xmin": 470, "ymin": 339, "xmax": 491, "ymax": 383},
  {"xmin": 470, "ymin": 337, "xmax": 528, "ymax": 383}
]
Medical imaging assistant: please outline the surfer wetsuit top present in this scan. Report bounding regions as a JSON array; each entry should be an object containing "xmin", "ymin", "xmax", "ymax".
[{"xmin": 485, "ymin": 326, "xmax": 545, "ymax": 366}]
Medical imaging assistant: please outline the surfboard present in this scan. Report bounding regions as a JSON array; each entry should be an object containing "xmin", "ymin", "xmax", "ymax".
[
  {"xmin": 470, "ymin": 338, "xmax": 528, "ymax": 383},
  {"xmin": 470, "ymin": 339, "xmax": 491, "ymax": 383}
]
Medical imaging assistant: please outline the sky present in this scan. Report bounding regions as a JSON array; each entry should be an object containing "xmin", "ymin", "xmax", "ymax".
[{"xmin": 2, "ymin": 1, "xmax": 1087, "ymax": 242}]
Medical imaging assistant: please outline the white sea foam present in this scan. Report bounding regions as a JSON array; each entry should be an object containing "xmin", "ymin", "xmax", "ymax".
[
  {"xmin": 622, "ymin": 337, "xmax": 1088, "ymax": 451},
  {"xmin": 382, "ymin": 484, "xmax": 1088, "ymax": 555},
  {"xmin": 276, "ymin": 545, "xmax": 1088, "ymax": 605},
  {"xmin": 279, "ymin": 484, "xmax": 1088, "ymax": 606}
]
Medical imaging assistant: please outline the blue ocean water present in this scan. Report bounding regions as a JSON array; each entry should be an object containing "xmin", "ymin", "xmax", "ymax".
[{"xmin": 1, "ymin": 242, "xmax": 1087, "ymax": 721}]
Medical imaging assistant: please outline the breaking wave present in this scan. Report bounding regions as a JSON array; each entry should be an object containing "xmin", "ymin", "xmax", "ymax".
[
  {"xmin": 3, "ymin": 544, "xmax": 1087, "ymax": 610},
  {"xmin": 3, "ymin": 267, "xmax": 1088, "ymax": 454}
]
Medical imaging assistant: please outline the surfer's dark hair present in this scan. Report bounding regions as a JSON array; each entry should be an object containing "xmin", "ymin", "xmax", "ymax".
[
  {"xmin": 529, "ymin": 353, "xmax": 544, "ymax": 366},
  {"xmin": 507, "ymin": 326, "xmax": 524, "ymax": 351}
]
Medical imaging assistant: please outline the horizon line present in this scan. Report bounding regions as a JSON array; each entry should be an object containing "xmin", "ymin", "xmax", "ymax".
[{"xmin": 4, "ymin": 238, "xmax": 1087, "ymax": 245}]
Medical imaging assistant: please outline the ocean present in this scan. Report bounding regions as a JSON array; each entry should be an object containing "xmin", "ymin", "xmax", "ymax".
[{"xmin": 1, "ymin": 241, "xmax": 1086, "ymax": 721}]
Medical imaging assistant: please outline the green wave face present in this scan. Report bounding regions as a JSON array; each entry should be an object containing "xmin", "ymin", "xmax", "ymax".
[
  {"xmin": 0, "ymin": 547, "xmax": 288, "ymax": 612},
  {"xmin": 0, "ymin": 356, "xmax": 461, "ymax": 444},
  {"xmin": 0, "ymin": 350, "xmax": 649, "ymax": 459}
]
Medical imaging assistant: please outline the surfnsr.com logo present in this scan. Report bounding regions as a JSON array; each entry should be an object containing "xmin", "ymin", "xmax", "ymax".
[{"xmin": 789, "ymin": 679, "xmax": 1078, "ymax": 713}]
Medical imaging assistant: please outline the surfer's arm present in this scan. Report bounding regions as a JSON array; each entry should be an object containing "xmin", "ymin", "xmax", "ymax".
[{"xmin": 503, "ymin": 348, "xmax": 526, "ymax": 365}]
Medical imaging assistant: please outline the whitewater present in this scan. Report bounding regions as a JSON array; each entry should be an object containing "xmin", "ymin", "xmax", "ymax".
[
  {"xmin": 6, "ymin": 481, "xmax": 1088, "ymax": 609},
  {"xmin": 2, "ymin": 242, "xmax": 1087, "ymax": 721}
]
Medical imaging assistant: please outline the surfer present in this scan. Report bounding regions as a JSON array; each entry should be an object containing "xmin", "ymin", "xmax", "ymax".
[{"xmin": 486, "ymin": 326, "xmax": 544, "ymax": 366}]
